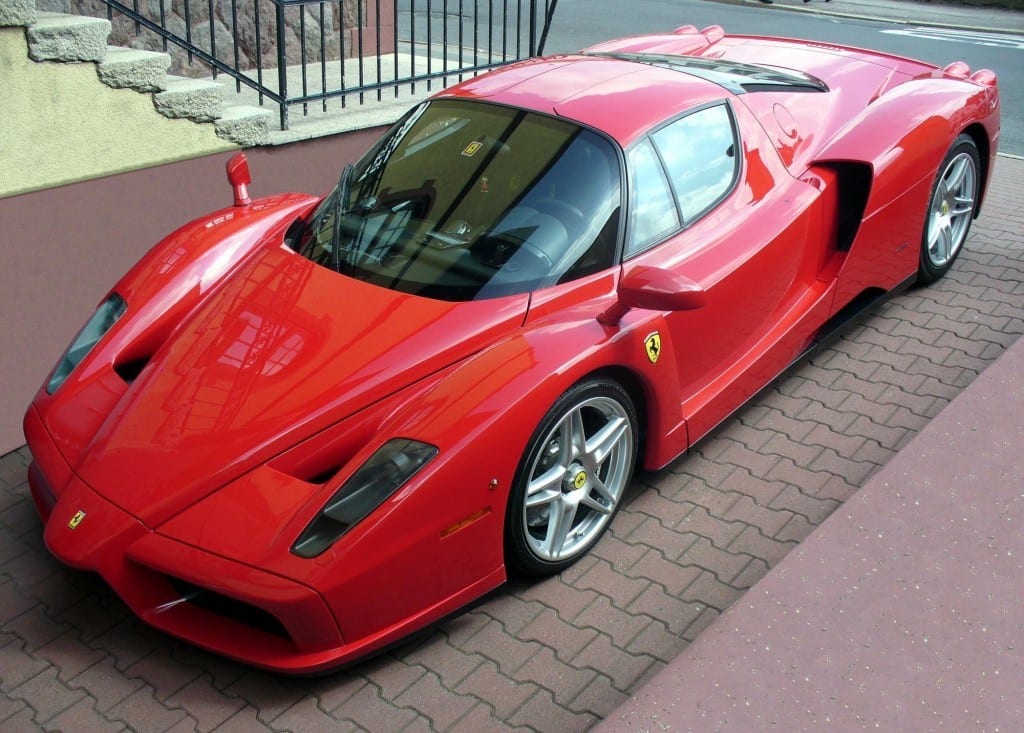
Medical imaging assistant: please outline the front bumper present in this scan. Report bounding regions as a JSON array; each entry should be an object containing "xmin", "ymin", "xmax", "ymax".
[{"xmin": 25, "ymin": 406, "xmax": 354, "ymax": 674}]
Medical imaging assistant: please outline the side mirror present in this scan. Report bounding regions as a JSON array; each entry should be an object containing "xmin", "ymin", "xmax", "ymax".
[
  {"xmin": 599, "ymin": 266, "xmax": 706, "ymax": 325},
  {"xmin": 226, "ymin": 152, "xmax": 252, "ymax": 207}
]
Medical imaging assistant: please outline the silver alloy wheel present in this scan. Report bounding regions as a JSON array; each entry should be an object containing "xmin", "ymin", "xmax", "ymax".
[
  {"xmin": 521, "ymin": 395, "xmax": 633, "ymax": 562},
  {"xmin": 925, "ymin": 151, "xmax": 977, "ymax": 269}
]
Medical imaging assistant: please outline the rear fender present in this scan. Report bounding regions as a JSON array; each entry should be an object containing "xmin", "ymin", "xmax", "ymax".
[
  {"xmin": 813, "ymin": 78, "xmax": 997, "ymax": 219},
  {"xmin": 812, "ymin": 79, "xmax": 998, "ymax": 311}
]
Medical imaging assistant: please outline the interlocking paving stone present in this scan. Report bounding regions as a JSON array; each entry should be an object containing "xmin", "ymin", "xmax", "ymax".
[
  {"xmin": 508, "ymin": 689, "xmax": 597, "ymax": 732},
  {"xmin": 454, "ymin": 659, "xmax": 539, "ymax": 719},
  {"xmin": 46, "ymin": 696, "xmax": 129, "ymax": 733},
  {"xmin": 392, "ymin": 671, "xmax": 479, "ymax": 729},
  {"xmin": 165, "ymin": 675, "xmax": 246, "ymax": 732},
  {"xmin": 270, "ymin": 697, "xmax": 359, "ymax": 733},
  {"xmin": 569, "ymin": 633, "xmax": 656, "ymax": 693},
  {"xmin": 0, "ymin": 155, "xmax": 1019, "ymax": 732},
  {"xmin": 106, "ymin": 686, "xmax": 189, "ymax": 733},
  {"xmin": 209, "ymin": 705, "xmax": 277, "ymax": 733},
  {"xmin": 10, "ymin": 665, "xmax": 87, "ymax": 724},
  {"xmin": 334, "ymin": 681, "xmax": 424, "ymax": 732},
  {"xmin": 446, "ymin": 701, "xmax": 526, "ymax": 733},
  {"xmin": 68, "ymin": 656, "xmax": 144, "ymax": 713}
]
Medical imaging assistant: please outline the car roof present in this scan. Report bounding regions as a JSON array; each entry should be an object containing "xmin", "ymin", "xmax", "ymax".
[{"xmin": 437, "ymin": 55, "xmax": 733, "ymax": 147}]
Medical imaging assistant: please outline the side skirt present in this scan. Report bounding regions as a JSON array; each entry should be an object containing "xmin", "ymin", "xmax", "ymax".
[
  {"xmin": 811, "ymin": 273, "xmax": 917, "ymax": 352},
  {"xmin": 675, "ymin": 273, "xmax": 918, "ymax": 464}
]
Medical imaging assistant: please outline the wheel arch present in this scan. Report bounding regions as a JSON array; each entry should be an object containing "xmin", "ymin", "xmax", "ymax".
[
  {"xmin": 959, "ymin": 122, "xmax": 992, "ymax": 217},
  {"xmin": 580, "ymin": 364, "xmax": 650, "ymax": 464}
]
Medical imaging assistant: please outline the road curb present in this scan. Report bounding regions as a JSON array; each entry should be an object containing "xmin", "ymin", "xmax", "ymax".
[{"xmin": 704, "ymin": 0, "xmax": 1022, "ymax": 35}]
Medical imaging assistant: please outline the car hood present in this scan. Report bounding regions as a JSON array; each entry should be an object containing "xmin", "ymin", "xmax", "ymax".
[{"xmin": 77, "ymin": 243, "xmax": 528, "ymax": 527}]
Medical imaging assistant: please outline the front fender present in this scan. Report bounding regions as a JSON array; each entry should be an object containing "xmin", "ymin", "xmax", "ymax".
[
  {"xmin": 385, "ymin": 298, "xmax": 688, "ymax": 508},
  {"xmin": 109, "ymin": 193, "xmax": 319, "ymax": 370},
  {"xmin": 292, "ymin": 306, "xmax": 684, "ymax": 644},
  {"xmin": 29, "ymin": 193, "xmax": 320, "ymax": 467},
  {"xmin": 154, "ymin": 287, "xmax": 690, "ymax": 659}
]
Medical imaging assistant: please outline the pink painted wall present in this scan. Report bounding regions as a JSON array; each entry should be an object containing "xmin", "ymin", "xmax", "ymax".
[{"xmin": 0, "ymin": 128, "xmax": 386, "ymax": 455}]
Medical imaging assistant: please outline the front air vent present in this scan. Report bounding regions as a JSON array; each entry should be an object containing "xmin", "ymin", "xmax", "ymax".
[{"xmin": 167, "ymin": 578, "xmax": 290, "ymax": 639}]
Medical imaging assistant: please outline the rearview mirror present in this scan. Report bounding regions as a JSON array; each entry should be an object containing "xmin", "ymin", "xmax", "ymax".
[
  {"xmin": 599, "ymin": 266, "xmax": 706, "ymax": 325},
  {"xmin": 226, "ymin": 152, "xmax": 252, "ymax": 207}
]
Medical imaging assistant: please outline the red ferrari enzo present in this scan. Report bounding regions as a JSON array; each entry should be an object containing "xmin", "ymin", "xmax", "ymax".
[{"xmin": 25, "ymin": 26, "xmax": 999, "ymax": 673}]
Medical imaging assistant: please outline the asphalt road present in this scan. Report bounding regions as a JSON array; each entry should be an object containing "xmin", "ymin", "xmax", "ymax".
[{"xmin": 543, "ymin": 0, "xmax": 1024, "ymax": 155}]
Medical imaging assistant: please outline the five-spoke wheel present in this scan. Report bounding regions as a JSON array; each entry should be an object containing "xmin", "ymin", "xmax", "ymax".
[
  {"xmin": 505, "ymin": 379, "xmax": 637, "ymax": 575},
  {"xmin": 919, "ymin": 134, "xmax": 980, "ymax": 283}
]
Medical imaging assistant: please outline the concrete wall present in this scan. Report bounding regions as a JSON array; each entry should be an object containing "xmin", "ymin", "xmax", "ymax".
[
  {"xmin": 0, "ymin": 94, "xmax": 388, "ymax": 456},
  {"xmin": 0, "ymin": 26, "xmax": 236, "ymax": 198}
]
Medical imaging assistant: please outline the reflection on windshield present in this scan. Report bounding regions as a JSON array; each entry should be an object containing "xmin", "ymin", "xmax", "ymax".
[{"xmin": 294, "ymin": 99, "xmax": 622, "ymax": 301}]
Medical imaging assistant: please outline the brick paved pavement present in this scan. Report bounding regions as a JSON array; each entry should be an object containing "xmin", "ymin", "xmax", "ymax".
[{"xmin": 1, "ymin": 155, "xmax": 1021, "ymax": 732}]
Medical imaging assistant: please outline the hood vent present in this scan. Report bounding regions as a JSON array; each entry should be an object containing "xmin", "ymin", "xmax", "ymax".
[{"xmin": 114, "ymin": 356, "xmax": 151, "ymax": 384}]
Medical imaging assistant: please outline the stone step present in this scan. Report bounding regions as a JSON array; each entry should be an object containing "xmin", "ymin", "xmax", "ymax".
[
  {"xmin": 26, "ymin": 12, "xmax": 110, "ymax": 63},
  {"xmin": 153, "ymin": 75, "xmax": 225, "ymax": 122},
  {"xmin": 97, "ymin": 46, "xmax": 171, "ymax": 92},
  {"xmin": 215, "ymin": 103, "xmax": 274, "ymax": 146},
  {"xmin": 0, "ymin": 0, "xmax": 36, "ymax": 27}
]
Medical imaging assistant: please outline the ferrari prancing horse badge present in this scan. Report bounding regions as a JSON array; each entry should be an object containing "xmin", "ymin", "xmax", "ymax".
[
  {"xmin": 645, "ymin": 332, "xmax": 661, "ymax": 363},
  {"xmin": 67, "ymin": 509, "xmax": 86, "ymax": 530}
]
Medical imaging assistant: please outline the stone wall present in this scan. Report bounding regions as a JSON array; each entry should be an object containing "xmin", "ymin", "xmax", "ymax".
[{"xmin": 36, "ymin": 0, "xmax": 394, "ymax": 77}]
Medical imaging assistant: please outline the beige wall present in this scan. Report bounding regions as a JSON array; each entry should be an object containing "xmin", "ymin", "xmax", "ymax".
[{"xmin": 0, "ymin": 26, "xmax": 236, "ymax": 199}]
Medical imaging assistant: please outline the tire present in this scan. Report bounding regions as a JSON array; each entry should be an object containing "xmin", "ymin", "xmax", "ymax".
[
  {"xmin": 505, "ymin": 379, "xmax": 638, "ymax": 576},
  {"xmin": 918, "ymin": 134, "xmax": 980, "ymax": 284}
]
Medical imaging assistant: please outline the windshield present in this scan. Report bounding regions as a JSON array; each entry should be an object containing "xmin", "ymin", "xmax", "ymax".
[{"xmin": 293, "ymin": 99, "xmax": 623, "ymax": 301}]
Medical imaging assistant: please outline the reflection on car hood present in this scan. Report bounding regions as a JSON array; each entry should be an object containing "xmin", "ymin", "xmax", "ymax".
[{"xmin": 77, "ymin": 244, "xmax": 528, "ymax": 527}]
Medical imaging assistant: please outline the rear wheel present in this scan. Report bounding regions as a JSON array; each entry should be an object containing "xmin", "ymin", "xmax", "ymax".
[
  {"xmin": 918, "ymin": 135, "xmax": 980, "ymax": 283},
  {"xmin": 505, "ymin": 379, "xmax": 637, "ymax": 576}
]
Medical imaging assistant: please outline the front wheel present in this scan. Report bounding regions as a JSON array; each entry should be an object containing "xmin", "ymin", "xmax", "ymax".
[
  {"xmin": 505, "ymin": 379, "xmax": 637, "ymax": 576},
  {"xmin": 918, "ymin": 134, "xmax": 980, "ymax": 283}
]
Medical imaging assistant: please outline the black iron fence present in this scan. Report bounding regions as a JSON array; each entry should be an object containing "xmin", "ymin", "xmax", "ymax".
[{"xmin": 95, "ymin": 0, "xmax": 560, "ymax": 130}]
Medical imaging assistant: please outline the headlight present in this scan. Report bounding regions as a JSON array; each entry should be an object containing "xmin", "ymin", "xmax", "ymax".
[
  {"xmin": 291, "ymin": 439, "xmax": 438, "ymax": 558},
  {"xmin": 47, "ymin": 294, "xmax": 127, "ymax": 394}
]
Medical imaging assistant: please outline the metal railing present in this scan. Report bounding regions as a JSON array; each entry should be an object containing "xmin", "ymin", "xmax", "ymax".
[{"xmin": 96, "ymin": 0, "xmax": 560, "ymax": 130}]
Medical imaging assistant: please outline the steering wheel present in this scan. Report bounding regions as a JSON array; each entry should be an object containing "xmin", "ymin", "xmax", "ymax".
[
  {"xmin": 475, "ymin": 233, "xmax": 553, "ymax": 275},
  {"xmin": 533, "ymin": 198, "xmax": 587, "ymax": 234},
  {"xmin": 517, "ymin": 241, "xmax": 555, "ymax": 275}
]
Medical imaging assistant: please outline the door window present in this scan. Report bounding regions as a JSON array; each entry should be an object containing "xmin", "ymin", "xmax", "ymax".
[
  {"xmin": 652, "ymin": 103, "xmax": 738, "ymax": 222},
  {"xmin": 626, "ymin": 103, "xmax": 739, "ymax": 255},
  {"xmin": 626, "ymin": 139, "xmax": 680, "ymax": 252}
]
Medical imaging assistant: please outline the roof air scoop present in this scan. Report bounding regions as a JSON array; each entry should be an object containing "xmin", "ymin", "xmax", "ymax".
[
  {"xmin": 672, "ymin": 24, "xmax": 698, "ymax": 35},
  {"xmin": 701, "ymin": 25, "xmax": 725, "ymax": 43},
  {"xmin": 941, "ymin": 61, "xmax": 970, "ymax": 80},
  {"xmin": 971, "ymin": 68, "xmax": 997, "ymax": 87}
]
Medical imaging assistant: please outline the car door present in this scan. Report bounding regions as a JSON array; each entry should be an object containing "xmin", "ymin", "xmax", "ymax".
[{"xmin": 625, "ymin": 100, "xmax": 835, "ymax": 444}]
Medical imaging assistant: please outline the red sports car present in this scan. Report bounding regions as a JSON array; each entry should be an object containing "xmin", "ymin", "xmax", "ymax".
[{"xmin": 25, "ymin": 26, "xmax": 999, "ymax": 673}]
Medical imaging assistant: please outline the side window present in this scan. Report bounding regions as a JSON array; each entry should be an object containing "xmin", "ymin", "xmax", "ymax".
[
  {"xmin": 626, "ymin": 139, "xmax": 680, "ymax": 253},
  {"xmin": 652, "ymin": 104, "xmax": 738, "ymax": 223}
]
